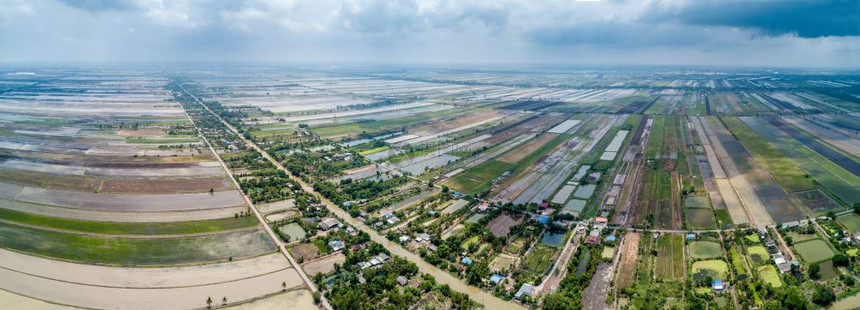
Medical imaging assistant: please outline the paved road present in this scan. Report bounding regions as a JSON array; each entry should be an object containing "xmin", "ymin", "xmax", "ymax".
[
  {"xmin": 178, "ymin": 85, "xmax": 331, "ymax": 310},
  {"xmin": 181, "ymin": 85, "xmax": 524, "ymax": 309}
]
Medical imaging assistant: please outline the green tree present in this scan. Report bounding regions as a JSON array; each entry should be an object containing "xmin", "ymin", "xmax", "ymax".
[
  {"xmin": 832, "ymin": 253, "xmax": 849, "ymax": 266},
  {"xmin": 811, "ymin": 284, "xmax": 835, "ymax": 306},
  {"xmin": 466, "ymin": 261, "xmax": 489, "ymax": 285},
  {"xmin": 542, "ymin": 293, "xmax": 574, "ymax": 310},
  {"xmin": 783, "ymin": 286, "xmax": 807, "ymax": 310},
  {"xmin": 809, "ymin": 264, "xmax": 820, "ymax": 279}
]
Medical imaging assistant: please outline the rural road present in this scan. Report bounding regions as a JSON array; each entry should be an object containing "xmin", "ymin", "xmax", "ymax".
[
  {"xmin": 180, "ymin": 84, "xmax": 527, "ymax": 310},
  {"xmin": 178, "ymin": 85, "xmax": 331, "ymax": 310}
]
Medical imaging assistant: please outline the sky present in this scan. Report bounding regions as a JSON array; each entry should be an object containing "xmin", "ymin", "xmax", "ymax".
[{"xmin": 0, "ymin": 0, "xmax": 858, "ymax": 68}]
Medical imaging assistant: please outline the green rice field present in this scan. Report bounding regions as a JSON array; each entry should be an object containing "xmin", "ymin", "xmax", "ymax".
[
  {"xmin": 747, "ymin": 245, "xmax": 769, "ymax": 264},
  {"xmin": 757, "ymin": 265, "xmax": 782, "ymax": 287},
  {"xmin": 793, "ymin": 239, "xmax": 834, "ymax": 263},
  {"xmin": 0, "ymin": 221, "xmax": 275, "ymax": 266},
  {"xmin": 688, "ymin": 241, "xmax": 722, "ymax": 259},
  {"xmin": 837, "ymin": 213, "xmax": 860, "ymax": 233},
  {"xmin": 691, "ymin": 260, "xmax": 729, "ymax": 279},
  {"xmin": 0, "ymin": 208, "xmax": 259, "ymax": 236},
  {"xmin": 722, "ymin": 117, "xmax": 814, "ymax": 192},
  {"xmin": 686, "ymin": 208, "xmax": 717, "ymax": 229}
]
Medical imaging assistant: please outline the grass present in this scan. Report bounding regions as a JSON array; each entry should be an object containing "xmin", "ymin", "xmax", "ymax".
[
  {"xmin": 691, "ymin": 260, "xmax": 729, "ymax": 279},
  {"xmin": 523, "ymin": 244, "xmax": 557, "ymax": 278},
  {"xmin": 684, "ymin": 196, "xmax": 710, "ymax": 209},
  {"xmin": 125, "ymin": 137, "xmax": 199, "ymax": 144},
  {"xmin": 311, "ymin": 107, "xmax": 469, "ymax": 138},
  {"xmin": 818, "ymin": 260, "xmax": 840, "ymax": 280},
  {"xmin": 745, "ymin": 234, "xmax": 761, "ymax": 244},
  {"xmin": 358, "ymin": 146, "xmax": 390, "ymax": 156},
  {"xmin": 738, "ymin": 116, "xmax": 860, "ymax": 204},
  {"xmin": 785, "ymin": 231, "xmax": 818, "ymax": 243},
  {"xmin": 656, "ymin": 234, "xmax": 685, "ymax": 281},
  {"xmin": 0, "ymin": 208, "xmax": 259, "ymax": 235},
  {"xmin": 747, "ymin": 246, "xmax": 769, "ymax": 264},
  {"xmin": 715, "ymin": 209, "xmax": 734, "ymax": 227},
  {"xmin": 0, "ymin": 222, "xmax": 274, "ymax": 266},
  {"xmin": 687, "ymin": 208, "xmax": 717, "ymax": 229},
  {"xmin": 730, "ymin": 247, "xmax": 747, "ymax": 278},
  {"xmin": 506, "ymin": 238, "xmax": 524, "ymax": 253},
  {"xmin": 688, "ymin": 241, "xmax": 723, "ymax": 259},
  {"xmin": 445, "ymin": 160, "xmax": 512, "ymax": 194},
  {"xmin": 447, "ymin": 131, "xmax": 568, "ymax": 194},
  {"xmin": 721, "ymin": 117, "xmax": 814, "ymax": 192},
  {"xmin": 837, "ymin": 213, "xmax": 860, "ymax": 233},
  {"xmin": 491, "ymin": 254, "xmax": 517, "ymax": 271},
  {"xmin": 757, "ymin": 265, "xmax": 783, "ymax": 287},
  {"xmin": 793, "ymin": 239, "xmax": 835, "ymax": 263},
  {"xmin": 646, "ymin": 116, "xmax": 667, "ymax": 159},
  {"xmin": 602, "ymin": 246, "xmax": 616, "ymax": 260},
  {"xmin": 461, "ymin": 236, "xmax": 481, "ymax": 250}
]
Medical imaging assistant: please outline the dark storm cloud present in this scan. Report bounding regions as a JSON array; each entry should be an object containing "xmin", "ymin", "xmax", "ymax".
[
  {"xmin": 0, "ymin": 0, "xmax": 858, "ymax": 67},
  {"xmin": 527, "ymin": 21, "xmax": 709, "ymax": 47},
  {"xmin": 643, "ymin": 0, "xmax": 860, "ymax": 38}
]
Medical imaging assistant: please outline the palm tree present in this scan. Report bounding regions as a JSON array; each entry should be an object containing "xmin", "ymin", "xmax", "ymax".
[
  {"xmin": 206, "ymin": 297, "xmax": 212, "ymax": 309},
  {"xmin": 222, "ymin": 297, "xmax": 227, "ymax": 306}
]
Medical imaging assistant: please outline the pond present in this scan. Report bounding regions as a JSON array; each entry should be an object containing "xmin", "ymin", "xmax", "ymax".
[
  {"xmin": 541, "ymin": 231, "xmax": 566, "ymax": 247},
  {"xmin": 574, "ymin": 250, "xmax": 591, "ymax": 277},
  {"xmin": 278, "ymin": 223, "xmax": 307, "ymax": 241},
  {"xmin": 573, "ymin": 184, "xmax": 596, "ymax": 199}
]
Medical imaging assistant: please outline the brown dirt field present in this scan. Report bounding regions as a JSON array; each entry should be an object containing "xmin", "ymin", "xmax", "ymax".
[
  {"xmin": 724, "ymin": 93, "xmax": 743, "ymax": 113},
  {"xmin": 4, "ymin": 149, "xmax": 212, "ymax": 164},
  {"xmin": 411, "ymin": 110, "xmax": 502, "ymax": 133},
  {"xmin": 301, "ymin": 253, "xmax": 345, "ymax": 277},
  {"xmin": 83, "ymin": 161, "xmax": 200, "ymax": 169},
  {"xmin": 486, "ymin": 114, "xmax": 565, "ymax": 144},
  {"xmin": 487, "ymin": 213, "xmax": 524, "ymax": 237},
  {"xmin": 0, "ymin": 167, "xmax": 232, "ymax": 194},
  {"xmin": 615, "ymin": 232, "xmax": 640, "ymax": 289},
  {"xmin": 289, "ymin": 244, "xmax": 319, "ymax": 262},
  {"xmin": 496, "ymin": 133, "xmax": 558, "ymax": 164},
  {"xmin": 791, "ymin": 189, "xmax": 838, "ymax": 213},
  {"xmin": 670, "ymin": 172, "xmax": 683, "ymax": 229},
  {"xmin": 0, "ymin": 168, "xmax": 100, "ymax": 192},
  {"xmin": 116, "ymin": 129, "xmax": 166, "ymax": 136},
  {"xmin": 102, "ymin": 177, "xmax": 234, "ymax": 194}
]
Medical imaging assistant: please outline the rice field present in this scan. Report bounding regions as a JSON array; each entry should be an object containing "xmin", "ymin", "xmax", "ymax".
[
  {"xmin": 757, "ymin": 265, "xmax": 782, "ymax": 287},
  {"xmin": 793, "ymin": 239, "xmax": 835, "ymax": 263},
  {"xmin": 691, "ymin": 260, "xmax": 729, "ymax": 280},
  {"xmin": 688, "ymin": 241, "xmax": 723, "ymax": 259},
  {"xmin": 656, "ymin": 234, "xmax": 685, "ymax": 281}
]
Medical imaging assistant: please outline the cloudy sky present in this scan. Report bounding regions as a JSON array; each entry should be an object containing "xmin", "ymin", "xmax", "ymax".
[{"xmin": 1, "ymin": 0, "xmax": 858, "ymax": 67}]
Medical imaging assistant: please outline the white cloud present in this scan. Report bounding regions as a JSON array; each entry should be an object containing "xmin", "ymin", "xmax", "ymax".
[{"xmin": 0, "ymin": 0, "xmax": 856, "ymax": 67}]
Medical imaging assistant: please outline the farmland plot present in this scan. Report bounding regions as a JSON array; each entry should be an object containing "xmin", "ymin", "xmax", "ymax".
[
  {"xmin": 656, "ymin": 234, "xmax": 685, "ymax": 281},
  {"xmin": 740, "ymin": 116, "xmax": 860, "ymax": 207}
]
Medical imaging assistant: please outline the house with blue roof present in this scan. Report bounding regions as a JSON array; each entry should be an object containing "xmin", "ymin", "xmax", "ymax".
[
  {"xmin": 461, "ymin": 257, "xmax": 473, "ymax": 266},
  {"xmin": 712, "ymin": 279, "xmax": 724, "ymax": 292},
  {"xmin": 686, "ymin": 233, "xmax": 696, "ymax": 240},
  {"xmin": 538, "ymin": 216, "xmax": 549, "ymax": 224},
  {"xmin": 489, "ymin": 274, "xmax": 504, "ymax": 285}
]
